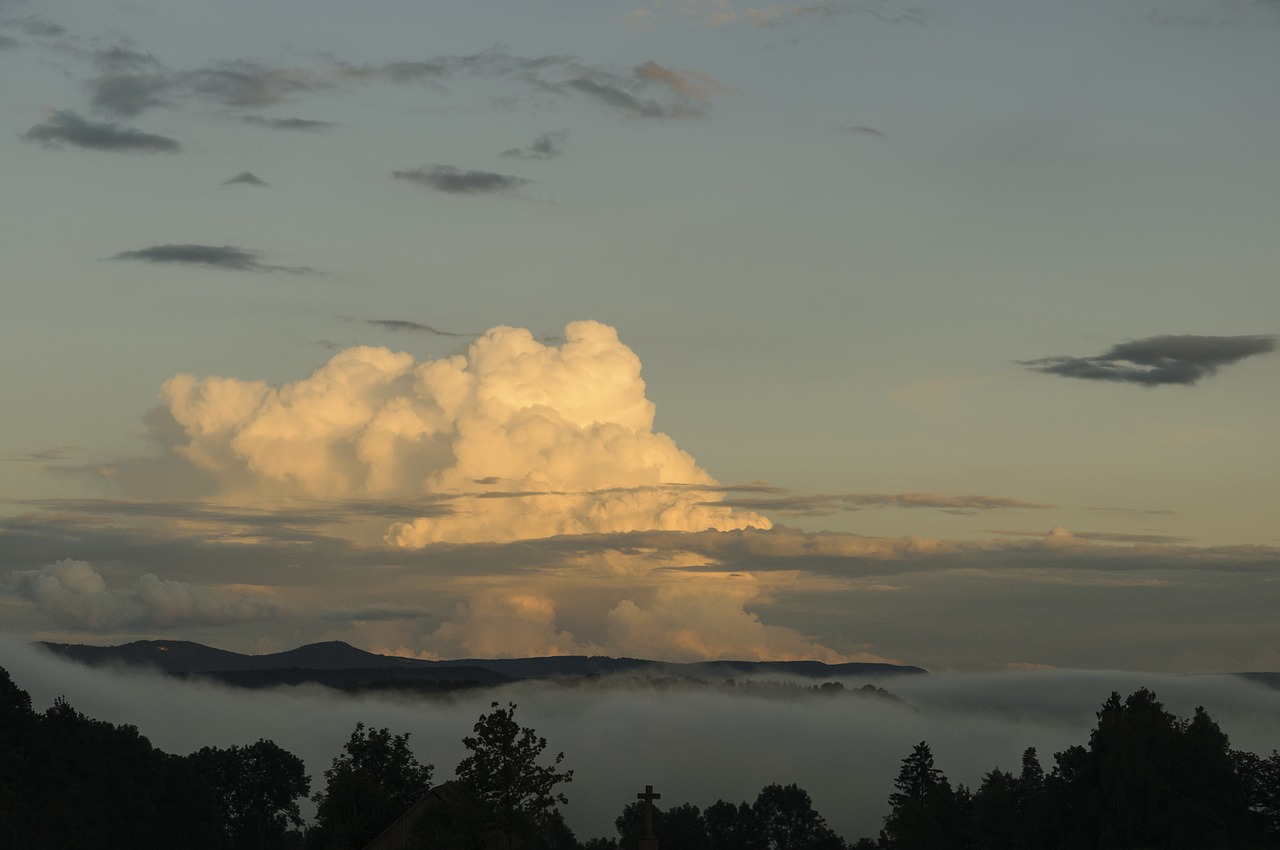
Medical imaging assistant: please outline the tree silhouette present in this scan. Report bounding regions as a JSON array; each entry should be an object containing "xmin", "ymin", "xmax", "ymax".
[
  {"xmin": 881, "ymin": 741, "xmax": 968, "ymax": 849},
  {"xmin": 752, "ymin": 783, "xmax": 844, "ymax": 850},
  {"xmin": 189, "ymin": 739, "xmax": 310, "ymax": 850},
  {"xmin": 311, "ymin": 722, "xmax": 433, "ymax": 850},
  {"xmin": 1043, "ymin": 688, "xmax": 1263, "ymax": 849},
  {"xmin": 452, "ymin": 701, "xmax": 574, "ymax": 847},
  {"xmin": 1233, "ymin": 748, "xmax": 1280, "ymax": 842},
  {"xmin": 704, "ymin": 799, "xmax": 766, "ymax": 850}
]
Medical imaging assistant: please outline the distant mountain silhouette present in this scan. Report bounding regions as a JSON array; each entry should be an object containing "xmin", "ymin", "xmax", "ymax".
[{"xmin": 35, "ymin": 639, "xmax": 929, "ymax": 688}]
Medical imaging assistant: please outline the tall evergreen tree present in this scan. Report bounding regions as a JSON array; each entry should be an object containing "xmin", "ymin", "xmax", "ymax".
[{"xmin": 881, "ymin": 742, "xmax": 969, "ymax": 850}]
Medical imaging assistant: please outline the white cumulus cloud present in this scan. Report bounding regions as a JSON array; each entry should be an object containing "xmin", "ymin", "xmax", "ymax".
[{"xmin": 158, "ymin": 321, "xmax": 770, "ymax": 544}]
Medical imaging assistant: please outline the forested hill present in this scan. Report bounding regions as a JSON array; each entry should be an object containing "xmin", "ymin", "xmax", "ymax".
[{"xmin": 35, "ymin": 639, "xmax": 927, "ymax": 687}]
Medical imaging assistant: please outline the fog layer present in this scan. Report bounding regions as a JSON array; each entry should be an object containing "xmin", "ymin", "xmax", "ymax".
[{"xmin": 4, "ymin": 639, "xmax": 1277, "ymax": 842}]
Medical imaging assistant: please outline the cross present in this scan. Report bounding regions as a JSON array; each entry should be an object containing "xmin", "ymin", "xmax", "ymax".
[{"xmin": 637, "ymin": 784, "xmax": 661, "ymax": 838}]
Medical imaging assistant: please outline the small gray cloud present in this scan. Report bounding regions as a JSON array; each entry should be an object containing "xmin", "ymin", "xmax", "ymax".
[
  {"xmin": 22, "ymin": 110, "xmax": 180, "ymax": 152},
  {"xmin": 501, "ymin": 130, "xmax": 567, "ymax": 159},
  {"xmin": 0, "ymin": 34, "xmax": 20, "ymax": 49},
  {"xmin": 366, "ymin": 319, "xmax": 475, "ymax": 337},
  {"xmin": 109, "ymin": 244, "xmax": 314, "ymax": 274},
  {"xmin": 840, "ymin": 125, "xmax": 885, "ymax": 138},
  {"xmin": 222, "ymin": 171, "xmax": 268, "ymax": 187},
  {"xmin": 1022, "ymin": 334, "xmax": 1277, "ymax": 386},
  {"xmin": 393, "ymin": 164, "xmax": 530, "ymax": 195},
  {"xmin": 242, "ymin": 114, "xmax": 336, "ymax": 131}
]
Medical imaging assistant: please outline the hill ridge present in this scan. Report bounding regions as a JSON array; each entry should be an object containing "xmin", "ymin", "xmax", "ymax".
[{"xmin": 35, "ymin": 639, "xmax": 929, "ymax": 680}]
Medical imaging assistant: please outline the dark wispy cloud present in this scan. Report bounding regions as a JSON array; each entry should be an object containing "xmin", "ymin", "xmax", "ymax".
[
  {"xmin": 393, "ymin": 165, "xmax": 530, "ymax": 194},
  {"xmin": 0, "ymin": 446, "xmax": 78, "ymax": 464},
  {"xmin": 501, "ymin": 130, "xmax": 567, "ymax": 159},
  {"xmin": 4, "ymin": 14, "xmax": 64, "ymax": 37},
  {"xmin": 332, "ymin": 58, "xmax": 449, "ymax": 83},
  {"xmin": 81, "ymin": 45, "xmax": 718, "ymax": 125},
  {"xmin": 336, "ymin": 49, "xmax": 720, "ymax": 119},
  {"xmin": 88, "ymin": 48, "xmax": 329, "ymax": 117},
  {"xmin": 88, "ymin": 47, "xmax": 174, "ymax": 116},
  {"xmin": 552, "ymin": 62, "xmax": 716, "ymax": 118},
  {"xmin": 1022, "ymin": 334, "xmax": 1277, "ymax": 386},
  {"xmin": 22, "ymin": 110, "xmax": 180, "ymax": 152},
  {"xmin": 185, "ymin": 61, "xmax": 323, "ymax": 108},
  {"xmin": 222, "ymin": 171, "xmax": 268, "ymax": 187},
  {"xmin": 366, "ymin": 319, "xmax": 475, "ymax": 337},
  {"xmin": 563, "ymin": 74, "xmax": 668, "ymax": 118},
  {"xmin": 0, "ymin": 34, "xmax": 20, "ymax": 50},
  {"xmin": 242, "ymin": 115, "xmax": 336, "ymax": 131},
  {"xmin": 109, "ymin": 244, "xmax": 314, "ymax": 274},
  {"xmin": 840, "ymin": 125, "xmax": 885, "ymax": 138}
]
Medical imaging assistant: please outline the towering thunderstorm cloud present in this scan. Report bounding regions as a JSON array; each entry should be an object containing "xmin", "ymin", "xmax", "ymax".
[{"xmin": 159, "ymin": 321, "xmax": 770, "ymax": 545}]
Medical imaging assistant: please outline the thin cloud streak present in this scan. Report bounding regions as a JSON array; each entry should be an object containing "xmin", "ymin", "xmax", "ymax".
[
  {"xmin": 365, "ymin": 319, "xmax": 477, "ymax": 337},
  {"xmin": 334, "ymin": 49, "xmax": 721, "ymax": 118},
  {"xmin": 242, "ymin": 115, "xmax": 336, "ymax": 131},
  {"xmin": 109, "ymin": 244, "xmax": 315, "ymax": 274},
  {"xmin": 393, "ymin": 165, "xmax": 531, "ymax": 194},
  {"xmin": 710, "ymin": 490, "xmax": 1054, "ymax": 516}
]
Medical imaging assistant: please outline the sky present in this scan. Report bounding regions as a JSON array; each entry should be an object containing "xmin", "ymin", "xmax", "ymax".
[{"xmin": 1, "ymin": 0, "xmax": 1278, "ymax": 673}]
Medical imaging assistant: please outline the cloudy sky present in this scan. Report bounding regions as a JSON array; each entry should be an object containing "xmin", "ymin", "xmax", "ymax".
[{"xmin": 2, "ymin": 0, "xmax": 1278, "ymax": 673}]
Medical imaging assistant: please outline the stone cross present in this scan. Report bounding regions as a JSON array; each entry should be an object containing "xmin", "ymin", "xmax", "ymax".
[{"xmin": 637, "ymin": 784, "xmax": 662, "ymax": 839}]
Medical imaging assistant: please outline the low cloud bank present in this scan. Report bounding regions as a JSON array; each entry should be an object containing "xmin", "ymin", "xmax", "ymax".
[{"xmin": 7, "ymin": 559, "xmax": 281, "ymax": 629}]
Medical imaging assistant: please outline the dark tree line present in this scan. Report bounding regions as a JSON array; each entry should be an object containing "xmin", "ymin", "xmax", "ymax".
[
  {"xmin": 1, "ymin": 665, "xmax": 309, "ymax": 850},
  {"xmin": 875, "ymin": 688, "xmax": 1280, "ymax": 850},
  {"xmin": 1, "ymin": 667, "xmax": 573, "ymax": 850},
  {"xmin": 585, "ymin": 782, "xmax": 844, "ymax": 850},
  {"xmin": 3, "ymin": 663, "xmax": 1278, "ymax": 850},
  {"xmin": 582, "ymin": 688, "xmax": 1280, "ymax": 850}
]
